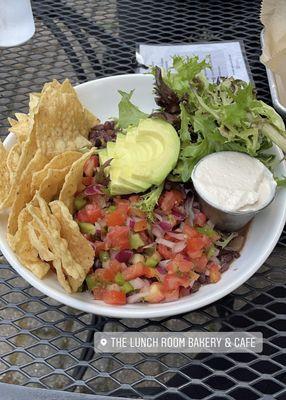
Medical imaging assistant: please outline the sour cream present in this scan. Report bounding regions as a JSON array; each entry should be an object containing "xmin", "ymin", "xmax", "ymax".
[{"xmin": 192, "ymin": 152, "xmax": 276, "ymax": 213}]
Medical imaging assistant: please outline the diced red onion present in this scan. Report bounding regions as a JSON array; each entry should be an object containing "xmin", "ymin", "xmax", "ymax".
[
  {"xmin": 157, "ymin": 265, "xmax": 167, "ymax": 275},
  {"xmin": 115, "ymin": 250, "xmax": 133, "ymax": 263},
  {"xmin": 154, "ymin": 213, "xmax": 163, "ymax": 221},
  {"xmin": 127, "ymin": 218, "xmax": 135, "ymax": 229},
  {"xmin": 185, "ymin": 196, "xmax": 194, "ymax": 226},
  {"xmin": 109, "ymin": 250, "xmax": 118, "ymax": 260},
  {"xmin": 129, "ymin": 278, "xmax": 146, "ymax": 290},
  {"xmin": 84, "ymin": 184, "xmax": 104, "ymax": 196},
  {"xmin": 155, "ymin": 238, "xmax": 175, "ymax": 249},
  {"xmin": 152, "ymin": 225, "xmax": 164, "ymax": 238},
  {"xmin": 172, "ymin": 207, "xmax": 186, "ymax": 221},
  {"xmin": 167, "ymin": 232, "xmax": 186, "ymax": 240},
  {"xmin": 127, "ymin": 290, "xmax": 149, "ymax": 304},
  {"xmin": 158, "ymin": 220, "xmax": 173, "ymax": 231},
  {"xmin": 158, "ymin": 259, "xmax": 171, "ymax": 268},
  {"xmin": 172, "ymin": 241, "xmax": 187, "ymax": 253}
]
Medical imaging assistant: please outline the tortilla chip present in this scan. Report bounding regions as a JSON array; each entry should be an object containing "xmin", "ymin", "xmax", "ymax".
[
  {"xmin": 31, "ymin": 150, "xmax": 82, "ymax": 192},
  {"xmin": 50, "ymin": 200, "xmax": 94, "ymax": 274},
  {"xmin": 0, "ymin": 142, "xmax": 11, "ymax": 206},
  {"xmin": 27, "ymin": 222, "xmax": 55, "ymax": 262},
  {"xmin": 8, "ymin": 113, "xmax": 33, "ymax": 144},
  {"xmin": 0, "ymin": 122, "xmax": 38, "ymax": 210},
  {"xmin": 12, "ymin": 208, "xmax": 50, "ymax": 278},
  {"xmin": 7, "ymin": 150, "xmax": 48, "ymax": 236},
  {"xmin": 6, "ymin": 143, "xmax": 21, "ymax": 182},
  {"xmin": 59, "ymin": 148, "xmax": 95, "ymax": 213},
  {"xmin": 38, "ymin": 167, "xmax": 70, "ymax": 201},
  {"xmin": 27, "ymin": 193, "xmax": 86, "ymax": 292},
  {"xmin": 84, "ymin": 108, "xmax": 100, "ymax": 130},
  {"xmin": 29, "ymin": 92, "xmax": 41, "ymax": 114},
  {"xmin": 34, "ymin": 80, "xmax": 94, "ymax": 156}
]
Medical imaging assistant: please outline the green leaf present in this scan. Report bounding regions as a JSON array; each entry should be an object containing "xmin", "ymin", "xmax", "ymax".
[
  {"xmin": 117, "ymin": 90, "xmax": 148, "ymax": 129},
  {"xmin": 135, "ymin": 184, "xmax": 164, "ymax": 220},
  {"xmin": 178, "ymin": 103, "xmax": 191, "ymax": 142}
]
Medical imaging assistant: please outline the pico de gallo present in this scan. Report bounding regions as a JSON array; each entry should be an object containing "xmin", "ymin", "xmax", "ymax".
[{"xmin": 73, "ymin": 154, "xmax": 241, "ymax": 305}]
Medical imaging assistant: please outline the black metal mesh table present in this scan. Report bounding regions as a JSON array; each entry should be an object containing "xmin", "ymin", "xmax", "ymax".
[{"xmin": 0, "ymin": 0, "xmax": 285, "ymax": 399}]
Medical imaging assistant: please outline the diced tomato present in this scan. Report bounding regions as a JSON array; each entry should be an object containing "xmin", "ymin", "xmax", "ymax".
[
  {"xmin": 143, "ymin": 266, "xmax": 158, "ymax": 279},
  {"xmin": 162, "ymin": 274, "xmax": 190, "ymax": 291},
  {"xmin": 187, "ymin": 236, "xmax": 206, "ymax": 252},
  {"xmin": 166, "ymin": 254, "xmax": 194, "ymax": 274},
  {"xmin": 77, "ymin": 204, "xmax": 102, "ymax": 223},
  {"xmin": 159, "ymin": 190, "xmax": 185, "ymax": 213},
  {"xmin": 92, "ymin": 241, "xmax": 106, "ymax": 256},
  {"xmin": 164, "ymin": 288, "xmax": 180, "ymax": 302},
  {"xmin": 209, "ymin": 263, "xmax": 221, "ymax": 283},
  {"xmin": 106, "ymin": 206, "xmax": 128, "ymax": 227},
  {"xmin": 122, "ymin": 262, "xmax": 145, "ymax": 281},
  {"xmin": 102, "ymin": 290, "xmax": 126, "ymax": 305},
  {"xmin": 183, "ymin": 224, "xmax": 200, "ymax": 238},
  {"xmin": 130, "ymin": 206, "xmax": 146, "ymax": 218},
  {"xmin": 93, "ymin": 287, "xmax": 105, "ymax": 300},
  {"xmin": 192, "ymin": 255, "xmax": 208, "ymax": 273},
  {"xmin": 82, "ymin": 176, "xmax": 95, "ymax": 186},
  {"xmin": 83, "ymin": 155, "xmax": 99, "ymax": 177},
  {"xmin": 105, "ymin": 226, "xmax": 130, "ymax": 250},
  {"xmin": 194, "ymin": 212, "xmax": 207, "ymax": 227},
  {"xmin": 145, "ymin": 283, "xmax": 165, "ymax": 303},
  {"xmin": 157, "ymin": 244, "xmax": 175, "ymax": 260},
  {"xmin": 101, "ymin": 260, "xmax": 123, "ymax": 282},
  {"xmin": 186, "ymin": 249, "xmax": 203, "ymax": 259},
  {"xmin": 134, "ymin": 219, "xmax": 148, "ymax": 232}
]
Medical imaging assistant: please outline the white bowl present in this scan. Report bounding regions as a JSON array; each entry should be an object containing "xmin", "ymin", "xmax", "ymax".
[{"xmin": 1, "ymin": 74, "xmax": 286, "ymax": 318}]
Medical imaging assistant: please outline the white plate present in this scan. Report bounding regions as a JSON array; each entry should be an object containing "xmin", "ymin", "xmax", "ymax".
[{"xmin": 1, "ymin": 74, "xmax": 286, "ymax": 318}]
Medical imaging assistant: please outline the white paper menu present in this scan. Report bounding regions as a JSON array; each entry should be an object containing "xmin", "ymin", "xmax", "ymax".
[{"xmin": 136, "ymin": 41, "xmax": 251, "ymax": 82}]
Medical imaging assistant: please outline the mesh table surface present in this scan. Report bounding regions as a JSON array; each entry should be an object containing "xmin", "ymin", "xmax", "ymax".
[{"xmin": 0, "ymin": 0, "xmax": 285, "ymax": 399}]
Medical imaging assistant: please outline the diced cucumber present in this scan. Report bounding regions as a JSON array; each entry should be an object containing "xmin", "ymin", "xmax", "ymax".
[
  {"xmin": 130, "ymin": 233, "xmax": 144, "ymax": 249},
  {"xmin": 78, "ymin": 222, "xmax": 96, "ymax": 235},
  {"xmin": 115, "ymin": 272, "xmax": 125, "ymax": 286},
  {"xmin": 99, "ymin": 251, "xmax": 110, "ymax": 263},
  {"xmin": 74, "ymin": 196, "xmax": 87, "ymax": 211},
  {"xmin": 122, "ymin": 281, "xmax": 134, "ymax": 294}
]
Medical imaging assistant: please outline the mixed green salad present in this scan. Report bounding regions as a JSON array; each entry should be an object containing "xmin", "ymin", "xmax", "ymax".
[{"xmin": 74, "ymin": 56, "xmax": 286, "ymax": 305}]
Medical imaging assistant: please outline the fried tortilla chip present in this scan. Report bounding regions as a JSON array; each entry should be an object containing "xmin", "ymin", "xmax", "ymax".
[
  {"xmin": 50, "ymin": 200, "xmax": 94, "ymax": 274},
  {"xmin": 12, "ymin": 208, "xmax": 50, "ymax": 278},
  {"xmin": 7, "ymin": 150, "xmax": 48, "ymax": 237},
  {"xmin": 27, "ymin": 193, "xmax": 86, "ymax": 292},
  {"xmin": 8, "ymin": 113, "xmax": 33, "ymax": 144},
  {"xmin": 27, "ymin": 222, "xmax": 55, "ymax": 262},
  {"xmin": 6, "ymin": 143, "xmax": 21, "ymax": 182},
  {"xmin": 31, "ymin": 150, "xmax": 82, "ymax": 192},
  {"xmin": 59, "ymin": 148, "xmax": 95, "ymax": 213},
  {"xmin": 38, "ymin": 167, "xmax": 70, "ymax": 202},
  {"xmin": 29, "ymin": 92, "xmax": 41, "ymax": 114},
  {"xmin": 0, "ymin": 142, "xmax": 10, "ymax": 206},
  {"xmin": 0, "ymin": 123, "xmax": 38, "ymax": 211},
  {"xmin": 33, "ymin": 80, "xmax": 94, "ymax": 156}
]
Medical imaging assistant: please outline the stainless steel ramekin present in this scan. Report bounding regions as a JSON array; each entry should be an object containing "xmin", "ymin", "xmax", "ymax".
[{"xmin": 191, "ymin": 154, "xmax": 277, "ymax": 232}]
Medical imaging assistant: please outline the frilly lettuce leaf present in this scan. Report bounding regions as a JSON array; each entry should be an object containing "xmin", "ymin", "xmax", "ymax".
[{"xmin": 117, "ymin": 90, "xmax": 148, "ymax": 129}]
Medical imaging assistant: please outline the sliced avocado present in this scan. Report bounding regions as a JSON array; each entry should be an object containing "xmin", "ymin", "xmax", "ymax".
[
  {"xmin": 98, "ymin": 148, "xmax": 108, "ymax": 165},
  {"xmin": 108, "ymin": 118, "xmax": 180, "ymax": 195}
]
